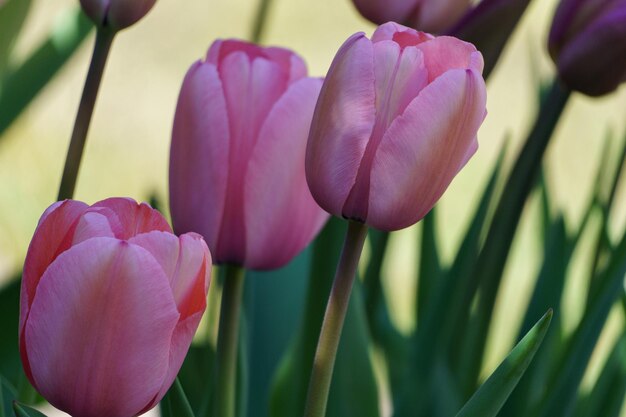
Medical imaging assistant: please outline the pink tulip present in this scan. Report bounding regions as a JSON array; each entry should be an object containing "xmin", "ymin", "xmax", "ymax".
[
  {"xmin": 352, "ymin": 0, "xmax": 472, "ymax": 34},
  {"xmin": 20, "ymin": 198, "xmax": 211, "ymax": 417},
  {"xmin": 169, "ymin": 39, "xmax": 329, "ymax": 270},
  {"xmin": 79, "ymin": 0, "xmax": 156, "ymax": 30},
  {"xmin": 306, "ymin": 22, "xmax": 487, "ymax": 231}
]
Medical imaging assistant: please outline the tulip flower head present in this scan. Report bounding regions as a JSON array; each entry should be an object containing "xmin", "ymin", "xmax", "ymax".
[
  {"xmin": 306, "ymin": 22, "xmax": 487, "ymax": 231},
  {"xmin": 79, "ymin": 0, "xmax": 157, "ymax": 30},
  {"xmin": 170, "ymin": 39, "xmax": 329, "ymax": 270},
  {"xmin": 20, "ymin": 198, "xmax": 211, "ymax": 417},
  {"xmin": 352, "ymin": 0, "xmax": 472, "ymax": 34},
  {"xmin": 549, "ymin": 0, "xmax": 626, "ymax": 96}
]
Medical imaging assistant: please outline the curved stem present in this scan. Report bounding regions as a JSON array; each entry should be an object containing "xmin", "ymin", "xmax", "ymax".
[
  {"xmin": 215, "ymin": 264, "xmax": 245, "ymax": 417},
  {"xmin": 57, "ymin": 28, "xmax": 115, "ymax": 201},
  {"xmin": 303, "ymin": 221, "xmax": 368, "ymax": 417}
]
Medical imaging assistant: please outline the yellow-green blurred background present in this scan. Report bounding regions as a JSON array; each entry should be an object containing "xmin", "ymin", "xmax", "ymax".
[{"xmin": 1, "ymin": 0, "xmax": 625, "ymax": 415}]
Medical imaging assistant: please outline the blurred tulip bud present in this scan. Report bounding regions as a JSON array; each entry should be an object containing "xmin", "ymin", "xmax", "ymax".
[
  {"xmin": 306, "ymin": 22, "xmax": 487, "ymax": 231},
  {"xmin": 548, "ymin": 0, "xmax": 626, "ymax": 96},
  {"xmin": 351, "ymin": 0, "xmax": 471, "ymax": 34},
  {"xmin": 170, "ymin": 39, "xmax": 329, "ymax": 270},
  {"xmin": 79, "ymin": 0, "xmax": 156, "ymax": 30},
  {"xmin": 20, "ymin": 198, "xmax": 211, "ymax": 417}
]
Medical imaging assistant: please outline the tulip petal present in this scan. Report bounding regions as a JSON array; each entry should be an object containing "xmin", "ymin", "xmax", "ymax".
[
  {"xmin": 128, "ymin": 231, "xmax": 211, "ymax": 406},
  {"xmin": 71, "ymin": 209, "xmax": 118, "ymax": 245},
  {"xmin": 352, "ymin": 0, "xmax": 420, "ymax": 26},
  {"xmin": 415, "ymin": 0, "xmax": 472, "ymax": 34},
  {"xmin": 417, "ymin": 36, "xmax": 482, "ymax": 82},
  {"xmin": 244, "ymin": 77, "xmax": 329, "ymax": 269},
  {"xmin": 306, "ymin": 33, "xmax": 376, "ymax": 217},
  {"xmin": 21, "ymin": 200, "xmax": 88, "ymax": 335},
  {"xmin": 24, "ymin": 238, "xmax": 179, "ymax": 417},
  {"xmin": 92, "ymin": 197, "xmax": 172, "ymax": 239},
  {"xmin": 107, "ymin": 0, "xmax": 156, "ymax": 29},
  {"xmin": 214, "ymin": 51, "xmax": 290, "ymax": 263},
  {"xmin": 368, "ymin": 68, "xmax": 486, "ymax": 230},
  {"xmin": 169, "ymin": 61, "xmax": 229, "ymax": 251},
  {"xmin": 128, "ymin": 231, "xmax": 211, "ymax": 318}
]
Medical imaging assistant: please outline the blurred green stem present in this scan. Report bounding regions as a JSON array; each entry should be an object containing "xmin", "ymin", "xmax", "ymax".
[
  {"xmin": 57, "ymin": 28, "xmax": 115, "ymax": 200},
  {"xmin": 303, "ymin": 221, "xmax": 368, "ymax": 417},
  {"xmin": 215, "ymin": 264, "xmax": 245, "ymax": 417},
  {"xmin": 250, "ymin": 0, "xmax": 273, "ymax": 43}
]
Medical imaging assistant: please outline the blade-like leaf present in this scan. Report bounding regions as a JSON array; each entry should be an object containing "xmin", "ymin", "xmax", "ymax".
[
  {"xmin": 456, "ymin": 80, "xmax": 570, "ymax": 397},
  {"xmin": 454, "ymin": 309, "xmax": 553, "ymax": 417},
  {"xmin": 12, "ymin": 403, "xmax": 46, "ymax": 417},
  {"xmin": 0, "ymin": 0, "xmax": 31, "ymax": 82},
  {"xmin": 1, "ymin": 377, "xmax": 18, "ymax": 417},
  {"xmin": 535, "ymin": 229, "xmax": 626, "ymax": 417},
  {"xmin": 574, "ymin": 333, "xmax": 626, "ymax": 417},
  {"xmin": 160, "ymin": 379, "xmax": 195, "ymax": 417},
  {"xmin": 0, "ymin": 7, "xmax": 92, "ymax": 135},
  {"xmin": 416, "ymin": 209, "xmax": 441, "ymax": 320}
]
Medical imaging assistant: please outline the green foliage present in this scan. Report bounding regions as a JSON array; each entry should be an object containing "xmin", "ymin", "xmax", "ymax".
[
  {"xmin": 160, "ymin": 379, "xmax": 196, "ymax": 417},
  {"xmin": 455, "ymin": 310, "xmax": 553, "ymax": 417},
  {"xmin": 11, "ymin": 403, "xmax": 46, "ymax": 417},
  {"xmin": 0, "ymin": 7, "xmax": 92, "ymax": 135}
]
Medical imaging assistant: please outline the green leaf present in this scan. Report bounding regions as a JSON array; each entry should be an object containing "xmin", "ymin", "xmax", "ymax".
[
  {"xmin": 454, "ymin": 309, "xmax": 553, "ymax": 417},
  {"xmin": 0, "ymin": 0, "xmax": 31, "ymax": 83},
  {"xmin": 499, "ymin": 216, "xmax": 570, "ymax": 416},
  {"xmin": 0, "ymin": 7, "xmax": 92, "ymax": 135},
  {"xmin": 160, "ymin": 379, "xmax": 195, "ymax": 417},
  {"xmin": 535, "ymin": 229, "xmax": 626, "ymax": 417},
  {"xmin": 574, "ymin": 333, "xmax": 626, "ymax": 417},
  {"xmin": 416, "ymin": 209, "xmax": 441, "ymax": 319},
  {"xmin": 455, "ymin": 80, "xmax": 570, "ymax": 397},
  {"xmin": 161, "ymin": 343, "xmax": 215, "ymax": 417},
  {"xmin": 11, "ymin": 403, "xmax": 46, "ymax": 417},
  {"xmin": 1, "ymin": 378, "xmax": 18, "ymax": 417}
]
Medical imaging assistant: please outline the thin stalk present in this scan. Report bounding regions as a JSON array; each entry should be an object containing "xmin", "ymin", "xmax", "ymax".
[
  {"xmin": 215, "ymin": 264, "xmax": 245, "ymax": 417},
  {"xmin": 303, "ymin": 221, "xmax": 369, "ymax": 417},
  {"xmin": 57, "ymin": 28, "xmax": 115, "ymax": 200},
  {"xmin": 249, "ymin": 0, "xmax": 273, "ymax": 43}
]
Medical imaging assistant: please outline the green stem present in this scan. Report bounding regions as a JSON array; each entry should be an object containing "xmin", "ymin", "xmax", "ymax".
[
  {"xmin": 303, "ymin": 221, "xmax": 369, "ymax": 417},
  {"xmin": 215, "ymin": 264, "xmax": 245, "ymax": 417},
  {"xmin": 249, "ymin": 0, "xmax": 273, "ymax": 43},
  {"xmin": 57, "ymin": 28, "xmax": 115, "ymax": 201}
]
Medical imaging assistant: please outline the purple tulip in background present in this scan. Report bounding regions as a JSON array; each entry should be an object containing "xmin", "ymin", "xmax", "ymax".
[
  {"xmin": 20, "ymin": 198, "xmax": 211, "ymax": 417},
  {"xmin": 79, "ymin": 0, "xmax": 157, "ymax": 30},
  {"xmin": 351, "ymin": 0, "xmax": 536, "ymax": 78},
  {"xmin": 170, "ymin": 39, "xmax": 329, "ymax": 270},
  {"xmin": 306, "ymin": 22, "xmax": 487, "ymax": 232},
  {"xmin": 549, "ymin": 0, "xmax": 626, "ymax": 96}
]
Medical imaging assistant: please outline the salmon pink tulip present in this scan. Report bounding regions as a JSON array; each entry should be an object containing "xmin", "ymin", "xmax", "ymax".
[
  {"xmin": 20, "ymin": 198, "xmax": 211, "ymax": 417},
  {"xmin": 306, "ymin": 22, "xmax": 487, "ymax": 231},
  {"xmin": 169, "ymin": 39, "xmax": 328, "ymax": 270},
  {"xmin": 549, "ymin": 0, "xmax": 626, "ymax": 96},
  {"xmin": 79, "ymin": 0, "xmax": 157, "ymax": 30}
]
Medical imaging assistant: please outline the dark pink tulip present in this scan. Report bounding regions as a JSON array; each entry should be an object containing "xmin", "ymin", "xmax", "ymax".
[
  {"xmin": 79, "ymin": 0, "xmax": 156, "ymax": 30},
  {"xmin": 351, "ymin": 0, "xmax": 472, "ymax": 34},
  {"xmin": 549, "ymin": 0, "xmax": 626, "ymax": 96},
  {"xmin": 306, "ymin": 22, "xmax": 487, "ymax": 232},
  {"xmin": 20, "ymin": 198, "xmax": 211, "ymax": 417},
  {"xmin": 169, "ymin": 39, "xmax": 329, "ymax": 270}
]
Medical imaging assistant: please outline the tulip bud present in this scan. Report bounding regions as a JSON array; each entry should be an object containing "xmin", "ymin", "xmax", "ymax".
[
  {"xmin": 351, "ymin": 0, "xmax": 472, "ymax": 34},
  {"xmin": 306, "ymin": 22, "xmax": 487, "ymax": 232},
  {"xmin": 548, "ymin": 0, "xmax": 626, "ymax": 96},
  {"xmin": 169, "ymin": 39, "xmax": 329, "ymax": 270},
  {"xmin": 79, "ymin": 0, "xmax": 156, "ymax": 30},
  {"xmin": 20, "ymin": 198, "xmax": 211, "ymax": 417}
]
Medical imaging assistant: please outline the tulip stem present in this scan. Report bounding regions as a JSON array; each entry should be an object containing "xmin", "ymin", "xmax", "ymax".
[
  {"xmin": 215, "ymin": 264, "xmax": 245, "ymax": 417},
  {"xmin": 57, "ymin": 28, "xmax": 115, "ymax": 201},
  {"xmin": 250, "ymin": 0, "xmax": 273, "ymax": 43},
  {"xmin": 303, "ymin": 221, "xmax": 369, "ymax": 417}
]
